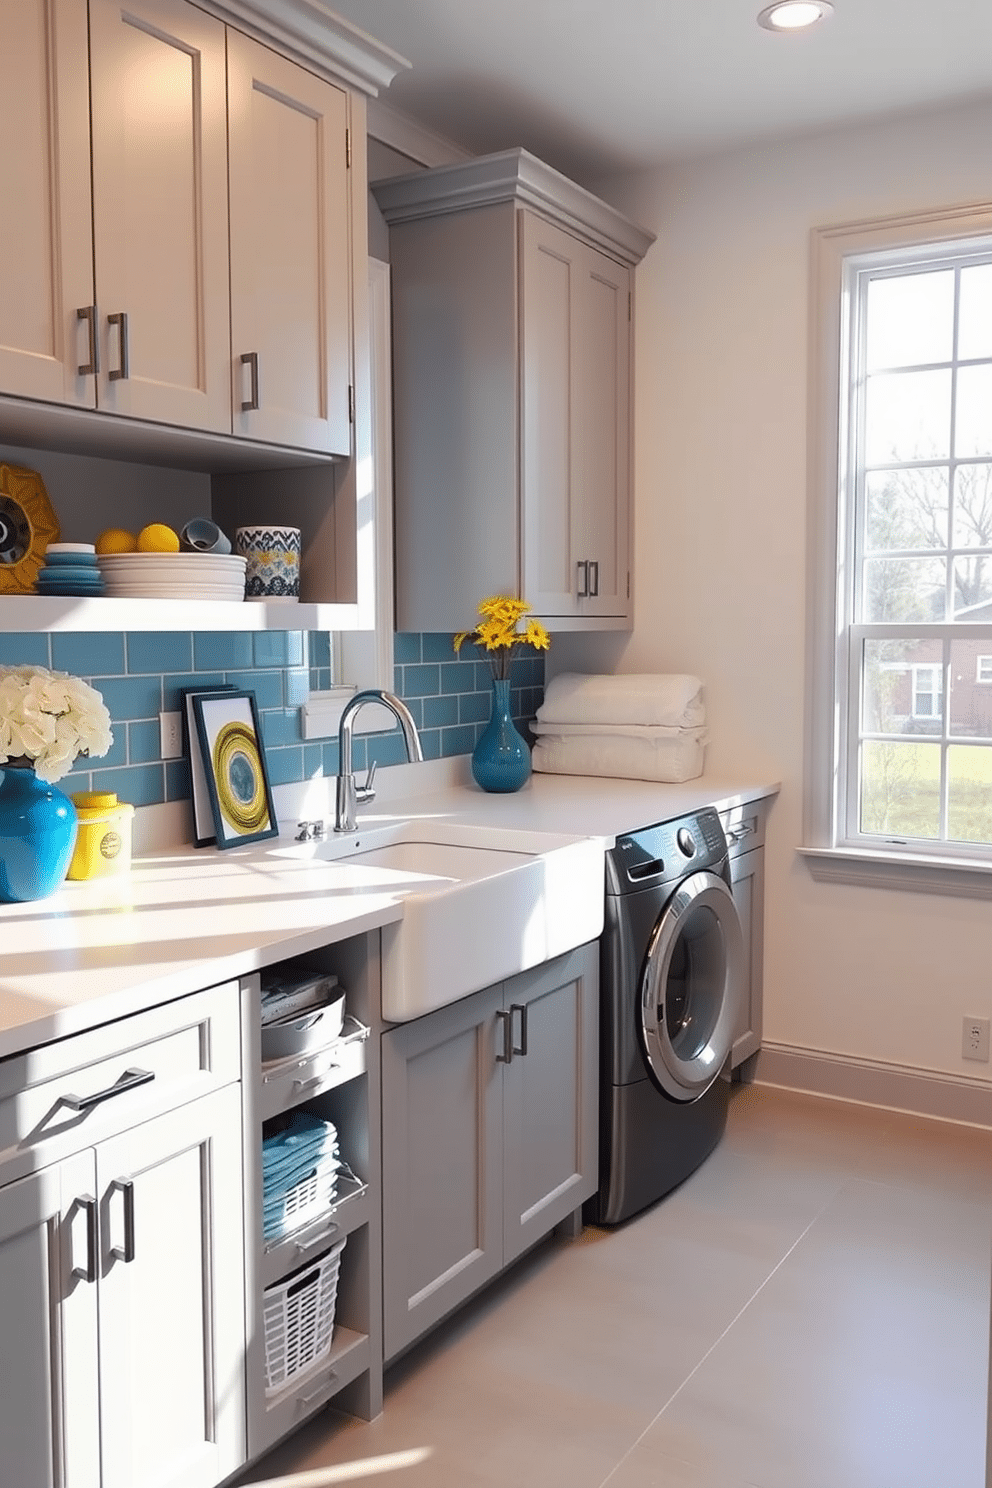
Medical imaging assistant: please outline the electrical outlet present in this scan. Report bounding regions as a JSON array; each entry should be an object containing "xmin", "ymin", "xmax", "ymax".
[
  {"xmin": 962, "ymin": 1016, "xmax": 990, "ymax": 1063},
  {"xmin": 159, "ymin": 711, "xmax": 183, "ymax": 761}
]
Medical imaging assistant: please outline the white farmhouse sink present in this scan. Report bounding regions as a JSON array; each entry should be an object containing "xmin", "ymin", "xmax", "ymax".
[{"xmin": 271, "ymin": 821, "xmax": 604, "ymax": 1021}]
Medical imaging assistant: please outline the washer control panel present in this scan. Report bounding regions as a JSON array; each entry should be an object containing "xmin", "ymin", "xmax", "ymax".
[{"xmin": 606, "ymin": 807, "xmax": 729, "ymax": 895}]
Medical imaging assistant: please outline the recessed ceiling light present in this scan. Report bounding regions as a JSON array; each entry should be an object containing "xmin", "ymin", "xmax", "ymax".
[{"xmin": 757, "ymin": 0, "xmax": 834, "ymax": 31}]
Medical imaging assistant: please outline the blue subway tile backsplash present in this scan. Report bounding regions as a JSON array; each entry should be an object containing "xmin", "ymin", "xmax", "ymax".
[{"xmin": 0, "ymin": 630, "xmax": 545, "ymax": 814}]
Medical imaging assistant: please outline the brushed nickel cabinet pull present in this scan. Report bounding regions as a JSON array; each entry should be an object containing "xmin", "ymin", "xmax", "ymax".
[
  {"xmin": 576, "ymin": 559, "xmax": 589, "ymax": 598},
  {"xmin": 240, "ymin": 351, "xmax": 259, "ymax": 411},
  {"xmin": 60, "ymin": 1066, "xmax": 155, "ymax": 1113},
  {"xmin": 71, "ymin": 1195, "xmax": 99, "ymax": 1283},
  {"xmin": 588, "ymin": 560, "xmax": 599, "ymax": 597},
  {"xmin": 76, "ymin": 306, "xmax": 98, "ymax": 376},
  {"xmin": 107, "ymin": 311, "xmax": 129, "ymax": 380},
  {"xmin": 111, "ymin": 1178, "xmax": 136, "ymax": 1263}
]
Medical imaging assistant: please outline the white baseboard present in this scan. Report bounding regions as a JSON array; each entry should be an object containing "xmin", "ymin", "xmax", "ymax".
[{"xmin": 754, "ymin": 1042, "xmax": 992, "ymax": 1130}]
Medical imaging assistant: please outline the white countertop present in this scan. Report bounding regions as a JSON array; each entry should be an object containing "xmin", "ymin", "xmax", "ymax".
[{"xmin": 0, "ymin": 768, "xmax": 777, "ymax": 1060}]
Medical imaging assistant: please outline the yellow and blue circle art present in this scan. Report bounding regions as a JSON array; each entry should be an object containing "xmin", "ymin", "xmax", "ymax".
[{"xmin": 212, "ymin": 721, "xmax": 270, "ymax": 835}]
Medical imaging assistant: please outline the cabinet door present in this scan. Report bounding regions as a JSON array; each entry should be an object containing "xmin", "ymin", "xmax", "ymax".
[
  {"xmin": 227, "ymin": 31, "xmax": 352, "ymax": 455},
  {"xmin": 573, "ymin": 246, "xmax": 631, "ymax": 618},
  {"xmin": 381, "ymin": 986, "xmax": 503, "ymax": 1362},
  {"xmin": 520, "ymin": 214, "xmax": 631, "ymax": 619},
  {"xmin": 520, "ymin": 210, "xmax": 579, "ymax": 616},
  {"xmin": 0, "ymin": 1152, "xmax": 100, "ymax": 1488},
  {"xmin": 729, "ymin": 846, "xmax": 765, "ymax": 1068},
  {"xmin": 89, "ymin": 0, "xmax": 231, "ymax": 431},
  {"xmin": 501, "ymin": 944, "xmax": 599, "ymax": 1264},
  {"xmin": 0, "ymin": 0, "xmax": 95, "ymax": 407},
  {"xmin": 96, "ymin": 1084, "xmax": 246, "ymax": 1488}
]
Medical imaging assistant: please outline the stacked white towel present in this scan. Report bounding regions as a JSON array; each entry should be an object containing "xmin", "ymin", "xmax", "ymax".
[{"xmin": 532, "ymin": 673, "xmax": 707, "ymax": 783}]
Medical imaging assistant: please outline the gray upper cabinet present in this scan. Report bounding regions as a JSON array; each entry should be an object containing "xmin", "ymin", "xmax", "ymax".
[
  {"xmin": 374, "ymin": 150, "xmax": 654, "ymax": 633},
  {"xmin": 381, "ymin": 943, "xmax": 599, "ymax": 1363}
]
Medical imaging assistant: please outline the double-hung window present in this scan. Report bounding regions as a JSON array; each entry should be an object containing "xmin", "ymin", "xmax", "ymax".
[{"xmin": 806, "ymin": 206, "xmax": 992, "ymax": 885}]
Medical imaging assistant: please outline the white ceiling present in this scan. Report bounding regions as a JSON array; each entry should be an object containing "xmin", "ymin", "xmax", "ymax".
[{"xmin": 329, "ymin": 0, "xmax": 992, "ymax": 184}]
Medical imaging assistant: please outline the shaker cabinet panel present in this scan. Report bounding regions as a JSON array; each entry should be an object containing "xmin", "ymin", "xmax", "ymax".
[
  {"xmin": 89, "ymin": 0, "xmax": 232, "ymax": 432},
  {"xmin": 381, "ymin": 984, "xmax": 504, "ymax": 1363},
  {"xmin": 574, "ymin": 250, "xmax": 630, "ymax": 616},
  {"xmin": 96, "ymin": 1084, "xmax": 246, "ymax": 1488},
  {"xmin": 501, "ymin": 947, "xmax": 599, "ymax": 1262},
  {"xmin": 0, "ymin": 0, "xmax": 95, "ymax": 408},
  {"xmin": 519, "ymin": 212, "xmax": 576, "ymax": 615},
  {"xmin": 0, "ymin": 1154, "xmax": 101, "ymax": 1488},
  {"xmin": 381, "ymin": 944, "xmax": 599, "ymax": 1363},
  {"xmin": 228, "ymin": 31, "xmax": 352, "ymax": 455}
]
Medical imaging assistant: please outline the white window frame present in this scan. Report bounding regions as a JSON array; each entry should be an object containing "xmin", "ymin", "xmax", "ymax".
[
  {"xmin": 802, "ymin": 201, "xmax": 992, "ymax": 896},
  {"xmin": 977, "ymin": 655, "xmax": 992, "ymax": 684}
]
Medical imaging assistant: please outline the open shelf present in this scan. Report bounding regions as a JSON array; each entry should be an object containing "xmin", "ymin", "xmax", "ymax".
[{"xmin": 0, "ymin": 594, "xmax": 361, "ymax": 633}]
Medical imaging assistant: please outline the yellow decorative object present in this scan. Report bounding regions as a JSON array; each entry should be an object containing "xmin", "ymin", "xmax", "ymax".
[
  {"xmin": 0, "ymin": 464, "xmax": 60, "ymax": 594},
  {"xmin": 453, "ymin": 595, "xmax": 551, "ymax": 679},
  {"xmin": 95, "ymin": 528, "xmax": 138, "ymax": 554},
  {"xmin": 137, "ymin": 523, "xmax": 180, "ymax": 553},
  {"xmin": 67, "ymin": 791, "xmax": 134, "ymax": 880}
]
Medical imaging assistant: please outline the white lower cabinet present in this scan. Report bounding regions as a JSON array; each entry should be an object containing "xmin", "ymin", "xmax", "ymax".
[
  {"xmin": 0, "ymin": 982, "xmax": 246, "ymax": 1488},
  {"xmin": 381, "ymin": 943, "xmax": 599, "ymax": 1362}
]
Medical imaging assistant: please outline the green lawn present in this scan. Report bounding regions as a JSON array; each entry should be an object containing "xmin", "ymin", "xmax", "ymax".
[{"xmin": 861, "ymin": 741, "xmax": 992, "ymax": 843}]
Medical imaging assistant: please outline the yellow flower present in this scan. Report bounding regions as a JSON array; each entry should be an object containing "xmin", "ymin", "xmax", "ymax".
[{"xmin": 452, "ymin": 596, "xmax": 552, "ymax": 680}]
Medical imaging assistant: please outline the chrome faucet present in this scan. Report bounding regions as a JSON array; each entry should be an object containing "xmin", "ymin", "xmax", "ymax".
[{"xmin": 334, "ymin": 689, "xmax": 424, "ymax": 833}]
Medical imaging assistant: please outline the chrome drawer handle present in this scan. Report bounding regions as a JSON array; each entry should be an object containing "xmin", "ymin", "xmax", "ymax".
[
  {"xmin": 71, "ymin": 1195, "xmax": 98, "ymax": 1283},
  {"xmin": 111, "ymin": 1178, "xmax": 136, "ymax": 1263},
  {"xmin": 60, "ymin": 1067, "xmax": 155, "ymax": 1113}
]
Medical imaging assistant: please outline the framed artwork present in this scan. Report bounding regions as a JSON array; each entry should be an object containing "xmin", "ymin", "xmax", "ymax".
[
  {"xmin": 191, "ymin": 689, "xmax": 278, "ymax": 849},
  {"xmin": 180, "ymin": 684, "xmax": 236, "ymax": 847}
]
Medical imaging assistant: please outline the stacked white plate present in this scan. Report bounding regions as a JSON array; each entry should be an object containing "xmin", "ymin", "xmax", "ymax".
[{"xmin": 97, "ymin": 552, "xmax": 247, "ymax": 601}]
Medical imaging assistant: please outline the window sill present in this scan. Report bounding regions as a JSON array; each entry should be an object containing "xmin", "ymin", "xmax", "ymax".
[{"xmin": 798, "ymin": 845, "xmax": 992, "ymax": 899}]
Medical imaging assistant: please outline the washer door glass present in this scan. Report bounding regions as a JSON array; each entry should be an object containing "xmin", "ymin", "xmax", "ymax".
[{"xmin": 639, "ymin": 871, "xmax": 744, "ymax": 1101}]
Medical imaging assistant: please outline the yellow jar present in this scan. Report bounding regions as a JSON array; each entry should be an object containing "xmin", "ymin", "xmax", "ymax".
[{"xmin": 68, "ymin": 792, "xmax": 134, "ymax": 880}]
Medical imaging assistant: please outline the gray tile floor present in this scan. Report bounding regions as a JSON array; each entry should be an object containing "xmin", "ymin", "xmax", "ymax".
[{"xmin": 239, "ymin": 1084, "xmax": 992, "ymax": 1488}]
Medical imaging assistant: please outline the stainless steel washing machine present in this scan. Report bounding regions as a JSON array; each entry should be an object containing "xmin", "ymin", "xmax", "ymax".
[{"xmin": 589, "ymin": 806, "xmax": 745, "ymax": 1225}]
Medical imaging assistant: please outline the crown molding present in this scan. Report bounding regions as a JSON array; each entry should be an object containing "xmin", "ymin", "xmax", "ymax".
[
  {"xmin": 203, "ymin": 0, "xmax": 410, "ymax": 95},
  {"xmin": 373, "ymin": 148, "xmax": 655, "ymax": 265}
]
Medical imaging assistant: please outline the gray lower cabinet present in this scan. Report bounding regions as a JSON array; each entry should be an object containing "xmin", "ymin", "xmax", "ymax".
[
  {"xmin": 721, "ymin": 799, "xmax": 770, "ymax": 1071},
  {"xmin": 381, "ymin": 942, "xmax": 599, "ymax": 1362}
]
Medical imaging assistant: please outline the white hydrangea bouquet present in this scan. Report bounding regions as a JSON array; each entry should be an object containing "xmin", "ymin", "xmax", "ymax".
[{"xmin": 0, "ymin": 666, "xmax": 113, "ymax": 782}]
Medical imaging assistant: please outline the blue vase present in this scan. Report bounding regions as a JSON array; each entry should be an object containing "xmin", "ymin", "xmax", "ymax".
[
  {"xmin": 471, "ymin": 679, "xmax": 531, "ymax": 793},
  {"xmin": 0, "ymin": 762, "xmax": 78, "ymax": 903}
]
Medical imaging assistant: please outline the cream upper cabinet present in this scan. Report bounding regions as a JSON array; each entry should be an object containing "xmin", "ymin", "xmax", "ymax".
[
  {"xmin": 375, "ymin": 149, "xmax": 652, "ymax": 632},
  {"xmin": 227, "ymin": 31, "xmax": 352, "ymax": 456},
  {"xmin": 89, "ymin": 0, "xmax": 232, "ymax": 432},
  {"xmin": 0, "ymin": 0, "xmax": 95, "ymax": 408}
]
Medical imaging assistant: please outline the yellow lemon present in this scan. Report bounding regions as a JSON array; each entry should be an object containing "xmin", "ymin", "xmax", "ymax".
[
  {"xmin": 137, "ymin": 523, "xmax": 180, "ymax": 553},
  {"xmin": 95, "ymin": 527, "xmax": 138, "ymax": 555}
]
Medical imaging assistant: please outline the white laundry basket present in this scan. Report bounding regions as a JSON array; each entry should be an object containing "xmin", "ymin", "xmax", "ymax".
[{"xmin": 263, "ymin": 1237, "xmax": 345, "ymax": 1394}]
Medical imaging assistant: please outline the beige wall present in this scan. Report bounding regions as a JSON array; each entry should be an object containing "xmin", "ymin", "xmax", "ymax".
[{"xmin": 592, "ymin": 99, "xmax": 992, "ymax": 1085}]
